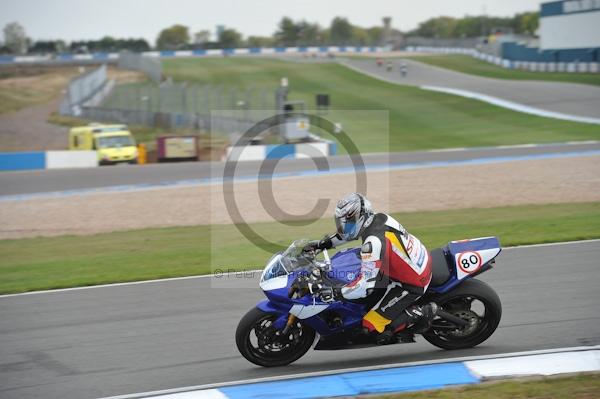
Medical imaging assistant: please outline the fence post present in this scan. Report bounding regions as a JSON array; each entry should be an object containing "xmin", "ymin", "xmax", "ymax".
[
  {"xmin": 182, "ymin": 83, "xmax": 187, "ymax": 115},
  {"xmin": 193, "ymin": 85, "xmax": 198, "ymax": 114}
]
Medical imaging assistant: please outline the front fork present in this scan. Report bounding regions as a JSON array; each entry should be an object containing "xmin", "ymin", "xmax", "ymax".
[{"xmin": 280, "ymin": 314, "xmax": 298, "ymax": 336}]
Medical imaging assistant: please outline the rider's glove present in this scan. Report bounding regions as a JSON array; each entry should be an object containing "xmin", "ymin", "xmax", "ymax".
[
  {"xmin": 302, "ymin": 235, "xmax": 336, "ymax": 255},
  {"xmin": 302, "ymin": 240, "xmax": 321, "ymax": 255}
]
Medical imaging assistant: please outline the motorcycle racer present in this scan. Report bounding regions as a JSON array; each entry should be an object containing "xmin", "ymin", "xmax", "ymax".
[{"xmin": 304, "ymin": 193, "xmax": 438, "ymax": 344}]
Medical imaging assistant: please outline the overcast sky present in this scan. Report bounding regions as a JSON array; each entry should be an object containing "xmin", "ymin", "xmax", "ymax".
[{"xmin": 1, "ymin": 0, "xmax": 544, "ymax": 44}]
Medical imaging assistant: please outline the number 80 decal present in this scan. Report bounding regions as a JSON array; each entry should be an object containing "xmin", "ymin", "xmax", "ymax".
[{"xmin": 457, "ymin": 251, "xmax": 482, "ymax": 274}]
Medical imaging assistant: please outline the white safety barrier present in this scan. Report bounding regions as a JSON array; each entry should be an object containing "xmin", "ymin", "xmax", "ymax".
[
  {"xmin": 226, "ymin": 145, "xmax": 266, "ymax": 162},
  {"xmin": 466, "ymin": 349, "xmax": 600, "ymax": 378},
  {"xmin": 226, "ymin": 141, "xmax": 336, "ymax": 162},
  {"xmin": 0, "ymin": 46, "xmax": 385, "ymax": 66},
  {"xmin": 45, "ymin": 151, "xmax": 98, "ymax": 169}
]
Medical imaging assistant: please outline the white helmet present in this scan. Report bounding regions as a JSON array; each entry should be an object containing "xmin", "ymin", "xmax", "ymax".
[{"xmin": 335, "ymin": 193, "xmax": 374, "ymax": 241}]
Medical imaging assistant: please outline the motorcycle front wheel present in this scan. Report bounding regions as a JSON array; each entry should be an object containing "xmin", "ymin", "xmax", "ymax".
[
  {"xmin": 235, "ymin": 307, "xmax": 316, "ymax": 367},
  {"xmin": 423, "ymin": 279, "xmax": 502, "ymax": 350}
]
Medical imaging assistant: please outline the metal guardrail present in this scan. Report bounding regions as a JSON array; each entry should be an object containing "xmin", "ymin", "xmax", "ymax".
[
  {"xmin": 406, "ymin": 46, "xmax": 600, "ymax": 73},
  {"xmin": 59, "ymin": 64, "xmax": 110, "ymax": 116}
]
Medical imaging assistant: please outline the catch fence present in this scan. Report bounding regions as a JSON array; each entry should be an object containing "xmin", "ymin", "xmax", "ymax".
[
  {"xmin": 84, "ymin": 81, "xmax": 278, "ymax": 133},
  {"xmin": 58, "ymin": 57, "xmax": 279, "ymax": 134},
  {"xmin": 118, "ymin": 52, "xmax": 162, "ymax": 83},
  {"xmin": 59, "ymin": 64, "xmax": 110, "ymax": 116}
]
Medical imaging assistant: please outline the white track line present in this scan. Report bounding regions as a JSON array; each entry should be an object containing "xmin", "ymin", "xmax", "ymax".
[
  {"xmin": 0, "ymin": 270, "xmax": 262, "ymax": 298},
  {"xmin": 99, "ymin": 345, "xmax": 600, "ymax": 399},
  {"xmin": 421, "ymin": 86, "xmax": 600, "ymax": 125},
  {"xmin": 503, "ymin": 238, "xmax": 600, "ymax": 250},
  {"xmin": 339, "ymin": 61, "xmax": 600, "ymax": 125},
  {"xmin": 1, "ymin": 239, "xmax": 598, "ymax": 299}
]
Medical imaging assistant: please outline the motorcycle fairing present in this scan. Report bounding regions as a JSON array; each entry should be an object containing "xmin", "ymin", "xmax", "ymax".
[
  {"xmin": 326, "ymin": 248, "xmax": 362, "ymax": 284},
  {"xmin": 258, "ymin": 270, "xmax": 365, "ymax": 333},
  {"xmin": 449, "ymin": 237, "xmax": 501, "ymax": 280},
  {"xmin": 429, "ymin": 237, "xmax": 501, "ymax": 293},
  {"xmin": 257, "ymin": 236, "xmax": 501, "ymax": 337}
]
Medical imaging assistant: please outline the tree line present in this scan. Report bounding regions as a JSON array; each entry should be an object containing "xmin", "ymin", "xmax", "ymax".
[
  {"xmin": 2, "ymin": 12, "xmax": 538, "ymax": 55},
  {"xmin": 407, "ymin": 13, "xmax": 538, "ymax": 38},
  {"xmin": 156, "ymin": 17, "xmax": 384, "ymax": 50},
  {"xmin": 1, "ymin": 22, "xmax": 151, "ymax": 54}
]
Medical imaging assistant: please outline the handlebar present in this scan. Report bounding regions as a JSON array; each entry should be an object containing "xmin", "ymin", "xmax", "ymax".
[{"xmin": 312, "ymin": 249, "xmax": 331, "ymax": 272}]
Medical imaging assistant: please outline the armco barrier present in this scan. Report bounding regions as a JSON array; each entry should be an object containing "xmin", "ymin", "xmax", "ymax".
[
  {"xmin": 407, "ymin": 46, "xmax": 600, "ymax": 74},
  {"xmin": 0, "ymin": 151, "xmax": 98, "ymax": 171}
]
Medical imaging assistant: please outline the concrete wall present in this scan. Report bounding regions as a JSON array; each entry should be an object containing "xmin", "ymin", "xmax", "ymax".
[
  {"xmin": 406, "ymin": 46, "xmax": 600, "ymax": 73},
  {"xmin": 502, "ymin": 41, "xmax": 600, "ymax": 62},
  {"xmin": 0, "ymin": 46, "xmax": 384, "ymax": 65},
  {"xmin": 45, "ymin": 151, "xmax": 98, "ymax": 169},
  {"xmin": 0, "ymin": 151, "xmax": 98, "ymax": 171},
  {"xmin": 0, "ymin": 152, "xmax": 46, "ymax": 171},
  {"xmin": 226, "ymin": 141, "xmax": 336, "ymax": 162}
]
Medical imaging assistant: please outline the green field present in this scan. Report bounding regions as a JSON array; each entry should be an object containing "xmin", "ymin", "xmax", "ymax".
[
  {"xmin": 0, "ymin": 88, "xmax": 50, "ymax": 114},
  {"xmin": 100, "ymin": 58, "xmax": 600, "ymax": 153},
  {"xmin": 407, "ymin": 54, "xmax": 600, "ymax": 86},
  {"xmin": 377, "ymin": 374, "xmax": 600, "ymax": 399},
  {"xmin": 1, "ymin": 202, "xmax": 599, "ymax": 294},
  {"xmin": 0, "ymin": 68, "xmax": 78, "ymax": 114},
  {"xmin": 0, "ymin": 80, "xmax": 62, "ymax": 114}
]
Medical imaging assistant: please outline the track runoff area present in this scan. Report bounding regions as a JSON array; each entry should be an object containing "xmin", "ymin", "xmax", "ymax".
[
  {"xmin": 2, "ymin": 240, "xmax": 599, "ymax": 398},
  {"xmin": 103, "ymin": 346, "xmax": 600, "ymax": 399}
]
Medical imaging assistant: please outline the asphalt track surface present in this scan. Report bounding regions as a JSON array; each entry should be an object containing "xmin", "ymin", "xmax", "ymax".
[
  {"xmin": 343, "ymin": 58, "xmax": 600, "ymax": 119},
  {"xmin": 1, "ymin": 240, "xmax": 599, "ymax": 398},
  {"xmin": 1, "ymin": 142, "xmax": 599, "ymax": 197}
]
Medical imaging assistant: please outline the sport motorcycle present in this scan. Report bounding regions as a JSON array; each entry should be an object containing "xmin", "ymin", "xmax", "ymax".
[{"xmin": 236, "ymin": 237, "xmax": 502, "ymax": 367}]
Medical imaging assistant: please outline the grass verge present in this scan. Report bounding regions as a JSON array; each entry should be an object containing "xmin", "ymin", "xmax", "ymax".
[
  {"xmin": 160, "ymin": 58, "xmax": 600, "ymax": 153},
  {"xmin": 377, "ymin": 373, "xmax": 600, "ymax": 399},
  {"xmin": 50, "ymin": 58, "xmax": 600, "ymax": 153},
  {"xmin": 407, "ymin": 54, "xmax": 600, "ymax": 86},
  {"xmin": 0, "ymin": 70, "xmax": 74, "ymax": 114},
  {"xmin": 1, "ymin": 202, "xmax": 599, "ymax": 294}
]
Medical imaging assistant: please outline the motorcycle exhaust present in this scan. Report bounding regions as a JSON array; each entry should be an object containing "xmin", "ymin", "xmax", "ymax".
[{"xmin": 437, "ymin": 310, "xmax": 469, "ymax": 327}]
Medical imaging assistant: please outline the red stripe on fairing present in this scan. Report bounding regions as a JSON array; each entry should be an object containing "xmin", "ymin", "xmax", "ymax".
[
  {"xmin": 384, "ymin": 237, "xmax": 433, "ymax": 288},
  {"xmin": 422, "ymin": 254, "xmax": 433, "ymax": 288}
]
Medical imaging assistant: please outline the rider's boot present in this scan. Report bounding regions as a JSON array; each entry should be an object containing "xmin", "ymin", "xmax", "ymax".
[
  {"xmin": 375, "ymin": 328, "xmax": 396, "ymax": 345},
  {"xmin": 388, "ymin": 302, "xmax": 438, "ymax": 335},
  {"xmin": 405, "ymin": 302, "xmax": 439, "ymax": 333}
]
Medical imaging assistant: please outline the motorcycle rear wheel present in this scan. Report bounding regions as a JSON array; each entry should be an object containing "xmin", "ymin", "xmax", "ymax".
[
  {"xmin": 423, "ymin": 279, "xmax": 502, "ymax": 350},
  {"xmin": 235, "ymin": 307, "xmax": 316, "ymax": 367}
]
